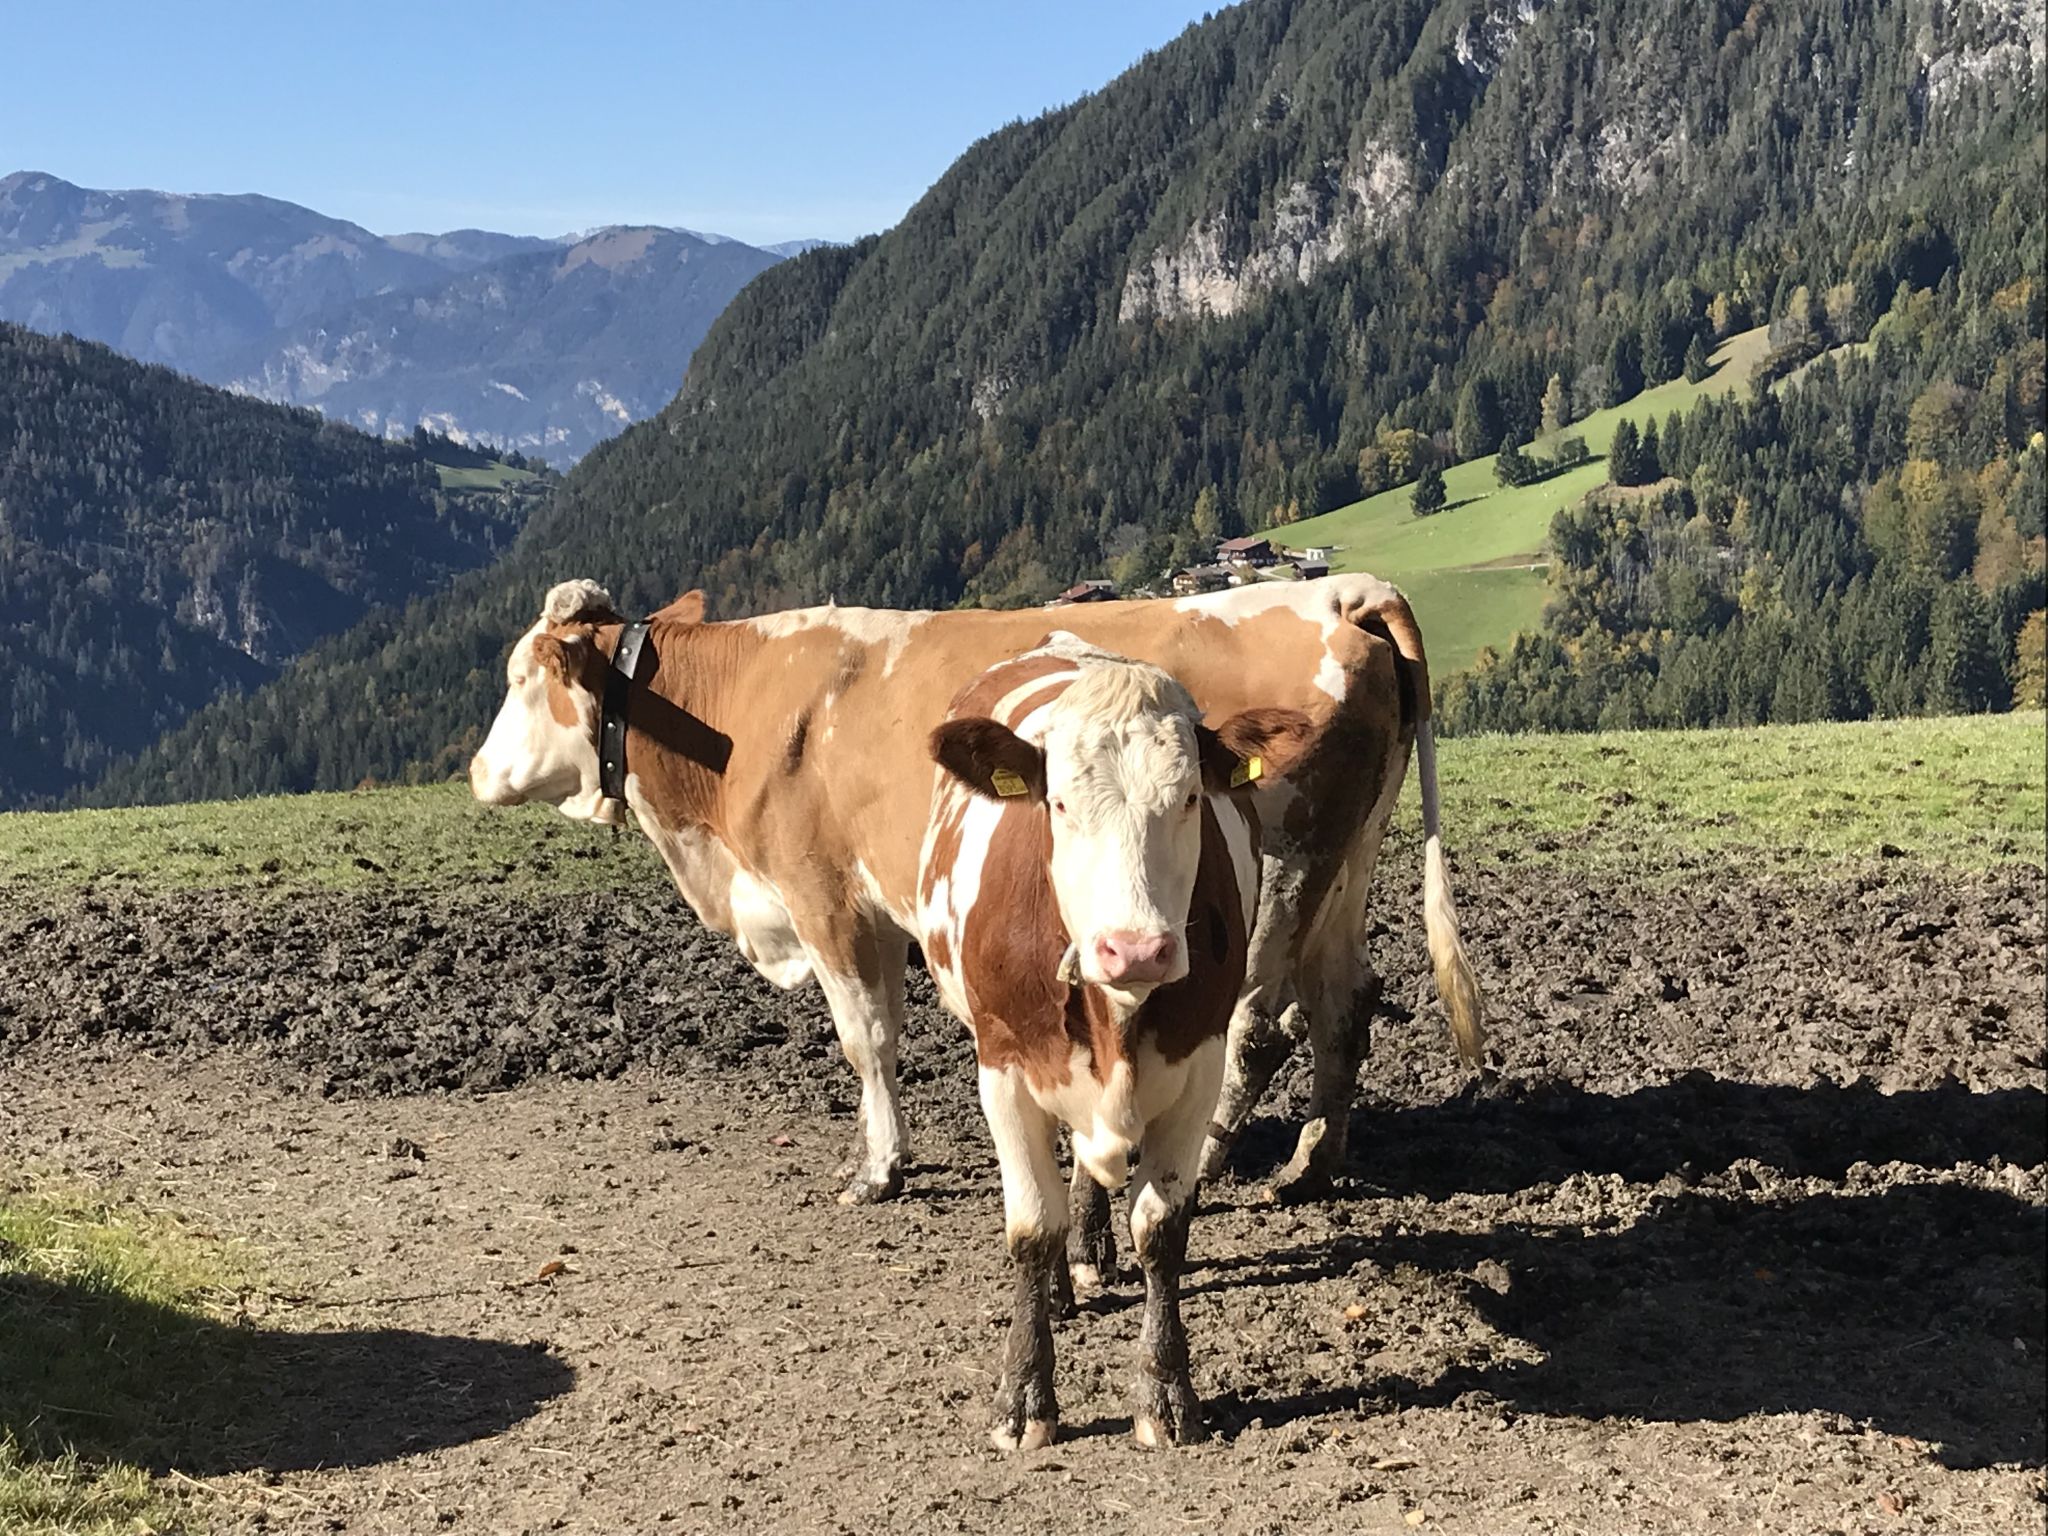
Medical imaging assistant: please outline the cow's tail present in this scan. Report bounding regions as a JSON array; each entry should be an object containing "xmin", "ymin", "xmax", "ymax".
[
  {"xmin": 1414, "ymin": 717, "xmax": 1486, "ymax": 1066},
  {"xmin": 1357, "ymin": 587, "xmax": 1486, "ymax": 1068}
]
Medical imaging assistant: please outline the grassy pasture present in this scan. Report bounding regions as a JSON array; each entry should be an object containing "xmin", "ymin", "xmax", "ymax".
[
  {"xmin": 1282, "ymin": 326, "xmax": 1772, "ymax": 671},
  {"xmin": 0, "ymin": 1181, "xmax": 250, "ymax": 1535},
  {"xmin": 3, "ymin": 712, "xmax": 2038, "ymax": 896},
  {"xmin": 431, "ymin": 459, "xmax": 540, "ymax": 492}
]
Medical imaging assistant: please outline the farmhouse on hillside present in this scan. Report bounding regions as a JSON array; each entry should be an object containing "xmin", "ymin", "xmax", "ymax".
[
  {"xmin": 1046, "ymin": 579, "xmax": 1118, "ymax": 607},
  {"xmin": 1217, "ymin": 535, "xmax": 1278, "ymax": 567},
  {"xmin": 1171, "ymin": 564, "xmax": 1234, "ymax": 596}
]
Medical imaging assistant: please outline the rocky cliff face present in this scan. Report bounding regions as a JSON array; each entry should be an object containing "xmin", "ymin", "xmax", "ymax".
[{"xmin": 1120, "ymin": 0, "xmax": 2038, "ymax": 327}]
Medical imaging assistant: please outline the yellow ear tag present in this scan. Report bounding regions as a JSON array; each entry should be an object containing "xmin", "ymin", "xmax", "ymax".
[
  {"xmin": 1230, "ymin": 755, "xmax": 1264, "ymax": 788},
  {"xmin": 990, "ymin": 767, "xmax": 1030, "ymax": 798}
]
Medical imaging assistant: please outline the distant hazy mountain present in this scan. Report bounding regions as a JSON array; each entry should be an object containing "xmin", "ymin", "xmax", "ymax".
[
  {"xmin": 227, "ymin": 226, "xmax": 781, "ymax": 464},
  {"xmin": 0, "ymin": 171, "xmax": 801, "ymax": 463}
]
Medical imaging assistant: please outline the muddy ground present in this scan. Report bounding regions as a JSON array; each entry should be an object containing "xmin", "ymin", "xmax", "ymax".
[{"xmin": 2, "ymin": 856, "xmax": 2042, "ymax": 1535}]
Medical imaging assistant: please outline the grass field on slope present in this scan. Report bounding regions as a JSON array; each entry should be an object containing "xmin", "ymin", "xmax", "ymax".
[
  {"xmin": 1285, "ymin": 326, "xmax": 1772, "ymax": 671},
  {"xmin": 4, "ymin": 711, "xmax": 2037, "ymax": 895},
  {"xmin": 432, "ymin": 459, "xmax": 541, "ymax": 491}
]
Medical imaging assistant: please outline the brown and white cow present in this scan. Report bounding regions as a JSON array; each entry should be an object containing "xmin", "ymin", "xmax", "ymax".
[
  {"xmin": 469, "ymin": 575, "xmax": 1482, "ymax": 1209},
  {"xmin": 918, "ymin": 635, "xmax": 1311, "ymax": 1449}
]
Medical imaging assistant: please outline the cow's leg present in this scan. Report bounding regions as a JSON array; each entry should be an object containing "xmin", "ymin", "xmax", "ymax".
[
  {"xmin": 980, "ymin": 1066, "xmax": 1064, "ymax": 1451},
  {"xmin": 1273, "ymin": 971, "xmax": 1380, "ymax": 1197},
  {"xmin": 1130, "ymin": 1035, "xmax": 1225, "ymax": 1449},
  {"xmin": 1066, "ymin": 1161, "xmax": 1115, "ymax": 1297},
  {"xmin": 1273, "ymin": 819, "xmax": 1392, "ymax": 1199},
  {"xmin": 1198, "ymin": 990, "xmax": 1302, "ymax": 1180},
  {"xmin": 813, "ymin": 924, "xmax": 911, "ymax": 1205},
  {"xmin": 1200, "ymin": 855, "xmax": 1307, "ymax": 1181}
]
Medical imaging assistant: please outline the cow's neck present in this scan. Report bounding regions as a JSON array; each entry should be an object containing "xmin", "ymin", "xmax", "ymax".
[{"xmin": 603, "ymin": 615, "xmax": 754, "ymax": 838}]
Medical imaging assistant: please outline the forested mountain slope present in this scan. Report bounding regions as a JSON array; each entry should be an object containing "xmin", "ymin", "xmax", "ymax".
[
  {"xmin": 92, "ymin": 0, "xmax": 2045, "ymax": 804},
  {"xmin": 0, "ymin": 325, "xmax": 540, "ymax": 805}
]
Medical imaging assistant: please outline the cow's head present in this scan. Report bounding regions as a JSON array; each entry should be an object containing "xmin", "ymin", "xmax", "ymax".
[
  {"xmin": 468, "ymin": 579, "xmax": 624, "ymax": 823},
  {"xmin": 931, "ymin": 658, "xmax": 1311, "ymax": 1001},
  {"xmin": 469, "ymin": 580, "xmax": 707, "ymax": 824}
]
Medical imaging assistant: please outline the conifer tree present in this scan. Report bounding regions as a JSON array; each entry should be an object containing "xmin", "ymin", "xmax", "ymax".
[
  {"xmin": 1608, "ymin": 419, "xmax": 1644, "ymax": 486},
  {"xmin": 1411, "ymin": 463, "xmax": 1447, "ymax": 517}
]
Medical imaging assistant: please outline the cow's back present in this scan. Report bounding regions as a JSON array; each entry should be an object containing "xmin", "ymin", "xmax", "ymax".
[{"xmin": 750, "ymin": 578, "xmax": 1415, "ymax": 933}]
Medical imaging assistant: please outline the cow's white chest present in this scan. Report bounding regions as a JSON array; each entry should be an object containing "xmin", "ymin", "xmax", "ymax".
[{"xmin": 632, "ymin": 784, "xmax": 815, "ymax": 990}]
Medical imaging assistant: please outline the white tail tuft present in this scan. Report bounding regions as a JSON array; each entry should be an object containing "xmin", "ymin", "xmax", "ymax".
[{"xmin": 1416, "ymin": 719, "xmax": 1485, "ymax": 1066}]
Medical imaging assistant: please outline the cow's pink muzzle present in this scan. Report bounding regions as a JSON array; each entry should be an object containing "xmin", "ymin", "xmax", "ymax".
[{"xmin": 1091, "ymin": 930, "xmax": 1178, "ymax": 987}]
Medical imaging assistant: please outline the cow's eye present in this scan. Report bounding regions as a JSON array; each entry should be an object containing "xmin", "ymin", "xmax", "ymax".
[
  {"xmin": 1051, "ymin": 797, "xmax": 1067, "ymax": 816},
  {"xmin": 1184, "ymin": 790, "xmax": 1200, "ymax": 811}
]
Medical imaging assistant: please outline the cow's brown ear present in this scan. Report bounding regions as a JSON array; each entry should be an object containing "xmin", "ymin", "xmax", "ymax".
[
  {"xmin": 1198, "ymin": 707, "xmax": 1316, "ymax": 794},
  {"xmin": 529, "ymin": 632, "xmax": 570, "ymax": 678},
  {"xmin": 930, "ymin": 717, "xmax": 1046, "ymax": 804},
  {"xmin": 529, "ymin": 632, "xmax": 589, "ymax": 682},
  {"xmin": 654, "ymin": 588, "xmax": 706, "ymax": 624}
]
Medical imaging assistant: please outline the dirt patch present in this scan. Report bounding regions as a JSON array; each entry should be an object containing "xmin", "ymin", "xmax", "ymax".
[{"xmin": 2, "ymin": 858, "xmax": 2042, "ymax": 1534}]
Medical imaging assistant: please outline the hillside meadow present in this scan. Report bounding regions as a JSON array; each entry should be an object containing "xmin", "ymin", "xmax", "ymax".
[{"xmin": 1284, "ymin": 327, "xmax": 1774, "ymax": 671}]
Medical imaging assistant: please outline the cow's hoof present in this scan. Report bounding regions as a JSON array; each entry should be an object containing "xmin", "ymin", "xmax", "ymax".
[
  {"xmin": 989, "ymin": 1416, "xmax": 1056, "ymax": 1453},
  {"xmin": 1132, "ymin": 1376, "xmax": 1203, "ymax": 1448},
  {"xmin": 836, "ymin": 1168, "xmax": 903, "ymax": 1205},
  {"xmin": 1068, "ymin": 1261, "xmax": 1104, "ymax": 1296},
  {"xmin": 1268, "ymin": 1119, "xmax": 1343, "ymax": 1203}
]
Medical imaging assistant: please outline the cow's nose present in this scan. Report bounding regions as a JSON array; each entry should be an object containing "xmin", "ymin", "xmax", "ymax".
[
  {"xmin": 1092, "ymin": 930, "xmax": 1177, "ymax": 986},
  {"xmin": 468, "ymin": 754, "xmax": 520, "ymax": 806}
]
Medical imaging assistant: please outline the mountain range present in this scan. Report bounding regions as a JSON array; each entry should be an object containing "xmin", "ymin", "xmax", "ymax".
[
  {"xmin": 36, "ymin": 0, "xmax": 2048, "ymax": 808},
  {"xmin": 0, "ymin": 171, "xmax": 810, "ymax": 463}
]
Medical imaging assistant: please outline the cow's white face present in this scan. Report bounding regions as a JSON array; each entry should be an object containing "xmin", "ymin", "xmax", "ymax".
[
  {"xmin": 469, "ymin": 619, "xmax": 619, "ymax": 825},
  {"xmin": 1038, "ymin": 699, "xmax": 1205, "ymax": 996},
  {"xmin": 932, "ymin": 662, "xmax": 1311, "ymax": 1005}
]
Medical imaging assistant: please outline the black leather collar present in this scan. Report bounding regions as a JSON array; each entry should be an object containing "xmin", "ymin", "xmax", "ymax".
[{"xmin": 599, "ymin": 619, "xmax": 651, "ymax": 803}]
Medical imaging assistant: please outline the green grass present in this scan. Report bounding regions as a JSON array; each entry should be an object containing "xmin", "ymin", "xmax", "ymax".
[
  {"xmin": 1283, "ymin": 326, "xmax": 1772, "ymax": 671},
  {"xmin": 1436, "ymin": 710, "xmax": 2047, "ymax": 874},
  {"xmin": 0, "ymin": 1181, "xmax": 249, "ymax": 1535},
  {"xmin": 432, "ymin": 459, "xmax": 538, "ymax": 491},
  {"xmin": 0, "ymin": 784, "xmax": 665, "ymax": 895},
  {"xmin": 4, "ymin": 713, "xmax": 2038, "ymax": 897}
]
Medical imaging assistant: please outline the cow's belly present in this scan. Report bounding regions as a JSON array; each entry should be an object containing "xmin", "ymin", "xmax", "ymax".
[
  {"xmin": 634, "ymin": 800, "xmax": 816, "ymax": 991},
  {"xmin": 728, "ymin": 868, "xmax": 815, "ymax": 989}
]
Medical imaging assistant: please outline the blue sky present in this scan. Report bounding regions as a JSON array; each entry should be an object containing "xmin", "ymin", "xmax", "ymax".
[{"xmin": 3, "ymin": 1, "xmax": 1218, "ymax": 246}]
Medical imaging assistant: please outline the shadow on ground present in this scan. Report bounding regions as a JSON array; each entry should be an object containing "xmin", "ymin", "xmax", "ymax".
[
  {"xmin": 1204, "ymin": 1076, "xmax": 2045, "ymax": 1469},
  {"xmin": 1, "ymin": 1273, "xmax": 572, "ymax": 1472},
  {"xmin": 1227, "ymin": 1076, "xmax": 2046, "ymax": 1197}
]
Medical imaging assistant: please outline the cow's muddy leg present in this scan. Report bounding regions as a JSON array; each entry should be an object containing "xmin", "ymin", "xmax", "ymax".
[
  {"xmin": 979, "ymin": 1066, "xmax": 1064, "ymax": 1451},
  {"xmin": 1273, "ymin": 971, "xmax": 1380, "ymax": 1200},
  {"xmin": 1199, "ymin": 993, "xmax": 1302, "ymax": 1180},
  {"xmin": 815, "ymin": 926, "xmax": 910, "ymax": 1204},
  {"xmin": 1130, "ymin": 1035, "xmax": 1224, "ymax": 1448},
  {"xmin": 1066, "ymin": 1162, "xmax": 1115, "ymax": 1298}
]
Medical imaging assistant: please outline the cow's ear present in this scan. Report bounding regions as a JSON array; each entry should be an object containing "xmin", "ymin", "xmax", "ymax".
[
  {"xmin": 530, "ymin": 632, "xmax": 591, "ymax": 682},
  {"xmin": 529, "ymin": 633, "xmax": 570, "ymax": 679},
  {"xmin": 930, "ymin": 717, "xmax": 1046, "ymax": 804},
  {"xmin": 1198, "ymin": 707, "xmax": 1316, "ymax": 794},
  {"xmin": 654, "ymin": 588, "xmax": 706, "ymax": 624}
]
